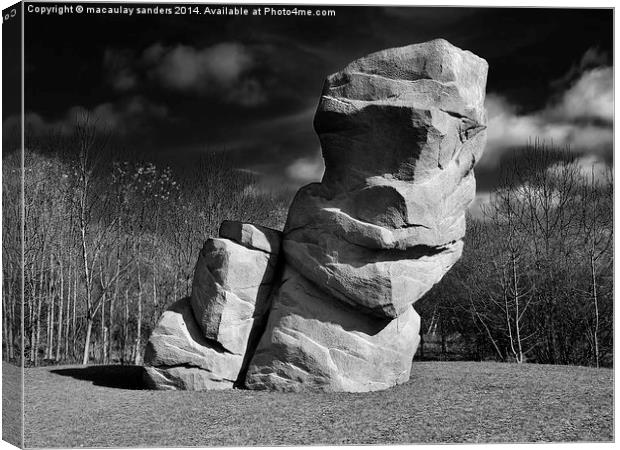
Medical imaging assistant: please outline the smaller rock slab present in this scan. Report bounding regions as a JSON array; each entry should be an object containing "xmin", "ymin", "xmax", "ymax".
[
  {"xmin": 191, "ymin": 227, "xmax": 281, "ymax": 355},
  {"xmin": 143, "ymin": 297, "xmax": 242, "ymax": 390}
]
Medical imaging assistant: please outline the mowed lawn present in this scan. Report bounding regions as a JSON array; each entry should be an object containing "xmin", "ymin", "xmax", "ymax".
[{"xmin": 12, "ymin": 361, "xmax": 613, "ymax": 447}]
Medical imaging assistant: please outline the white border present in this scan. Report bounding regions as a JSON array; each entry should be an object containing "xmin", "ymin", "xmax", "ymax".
[{"xmin": 0, "ymin": 2, "xmax": 616, "ymax": 450}]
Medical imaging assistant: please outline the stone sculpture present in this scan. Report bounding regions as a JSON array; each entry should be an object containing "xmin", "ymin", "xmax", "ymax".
[{"xmin": 143, "ymin": 38, "xmax": 488, "ymax": 392}]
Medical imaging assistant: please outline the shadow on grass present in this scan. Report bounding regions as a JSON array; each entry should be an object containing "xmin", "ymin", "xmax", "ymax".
[{"xmin": 50, "ymin": 365, "xmax": 146, "ymax": 390}]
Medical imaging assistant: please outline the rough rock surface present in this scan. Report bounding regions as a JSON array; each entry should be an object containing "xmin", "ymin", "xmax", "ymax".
[
  {"xmin": 191, "ymin": 236, "xmax": 278, "ymax": 355},
  {"xmin": 245, "ymin": 267, "xmax": 420, "ymax": 392},
  {"xmin": 144, "ymin": 39, "xmax": 487, "ymax": 392},
  {"xmin": 143, "ymin": 298, "xmax": 242, "ymax": 390},
  {"xmin": 244, "ymin": 39, "xmax": 487, "ymax": 390}
]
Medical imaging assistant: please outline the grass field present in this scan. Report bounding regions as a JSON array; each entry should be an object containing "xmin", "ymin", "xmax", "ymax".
[{"xmin": 9, "ymin": 361, "xmax": 613, "ymax": 447}]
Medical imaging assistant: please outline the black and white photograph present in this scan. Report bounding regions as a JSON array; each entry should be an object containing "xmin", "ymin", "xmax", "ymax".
[{"xmin": 1, "ymin": 0, "xmax": 615, "ymax": 447}]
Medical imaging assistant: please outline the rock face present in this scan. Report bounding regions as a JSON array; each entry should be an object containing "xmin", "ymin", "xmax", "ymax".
[
  {"xmin": 245, "ymin": 267, "xmax": 421, "ymax": 392},
  {"xmin": 143, "ymin": 298, "xmax": 242, "ymax": 390},
  {"xmin": 190, "ymin": 236, "xmax": 277, "ymax": 356},
  {"xmin": 144, "ymin": 39, "xmax": 487, "ymax": 392}
]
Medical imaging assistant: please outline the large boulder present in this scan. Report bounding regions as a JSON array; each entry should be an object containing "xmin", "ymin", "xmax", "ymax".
[
  {"xmin": 245, "ymin": 39, "xmax": 487, "ymax": 391},
  {"xmin": 245, "ymin": 267, "xmax": 420, "ymax": 392},
  {"xmin": 144, "ymin": 39, "xmax": 487, "ymax": 393}
]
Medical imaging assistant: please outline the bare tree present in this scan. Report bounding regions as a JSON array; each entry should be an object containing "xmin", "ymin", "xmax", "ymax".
[
  {"xmin": 71, "ymin": 114, "xmax": 131, "ymax": 365},
  {"xmin": 576, "ymin": 165, "xmax": 613, "ymax": 368}
]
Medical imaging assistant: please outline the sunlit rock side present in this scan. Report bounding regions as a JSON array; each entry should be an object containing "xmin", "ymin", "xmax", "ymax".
[{"xmin": 245, "ymin": 267, "xmax": 420, "ymax": 392}]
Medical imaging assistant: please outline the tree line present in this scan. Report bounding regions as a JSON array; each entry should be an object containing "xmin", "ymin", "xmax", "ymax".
[
  {"xmin": 2, "ymin": 122, "xmax": 613, "ymax": 368},
  {"xmin": 417, "ymin": 142, "xmax": 613, "ymax": 367},
  {"xmin": 2, "ymin": 117, "xmax": 291, "ymax": 366}
]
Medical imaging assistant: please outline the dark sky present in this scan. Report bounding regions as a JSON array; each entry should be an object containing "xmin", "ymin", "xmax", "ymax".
[{"xmin": 5, "ymin": 3, "xmax": 614, "ymax": 194}]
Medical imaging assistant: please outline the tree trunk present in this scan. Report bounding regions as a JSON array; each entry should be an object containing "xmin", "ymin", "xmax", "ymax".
[
  {"xmin": 63, "ymin": 261, "xmax": 71, "ymax": 361},
  {"xmin": 108, "ymin": 293, "xmax": 115, "ymax": 363},
  {"xmin": 34, "ymin": 254, "xmax": 46, "ymax": 365},
  {"xmin": 27, "ymin": 272, "xmax": 33, "ymax": 360},
  {"xmin": 8, "ymin": 277, "xmax": 15, "ymax": 360},
  {"xmin": 100, "ymin": 291, "xmax": 106, "ymax": 363},
  {"xmin": 108, "ymin": 264, "xmax": 118, "ymax": 364},
  {"xmin": 7, "ymin": 281, "xmax": 15, "ymax": 360},
  {"xmin": 134, "ymin": 284, "xmax": 142, "ymax": 365},
  {"xmin": 50, "ymin": 253, "xmax": 55, "ymax": 361},
  {"xmin": 35, "ymin": 294, "xmax": 42, "ymax": 366},
  {"xmin": 134, "ymin": 241, "xmax": 143, "ymax": 365},
  {"xmin": 122, "ymin": 289, "xmax": 129, "ymax": 365},
  {"xmin": 56, "ymin": 259, "xmax": 64, "ymax": 362},
  {"xmin": 82, "ymin": 316, "xmax": 93, "ymax": 365},
  {"xmin": 72, "ymin": 266, "xmax": 77, "ymax": 360},
  {"xmin": 512, "ymin": 254, "xmax": 524, "ymax": 364},
  {"xmin": 2, "ymin": 284, "xmax": 11, "ymax": 361},
  {"xmin": 590, "ymin": 252, "xmax": 600, "ymax": 368},
  {"xmin": 30, "ymin": 295, "xmax": 36, "ymax": 364},
  {"xmin": 46, "ymin": 301, "xmax": 52, "ymax": 360},
  {"xmin": 103, "ymin": 326, "xmax": 109, "ymax": 364}
]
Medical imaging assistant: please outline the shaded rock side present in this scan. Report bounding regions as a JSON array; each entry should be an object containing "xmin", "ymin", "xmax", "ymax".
[
  {"xmin": 244, "ymin": 267, "xmax": 420, "ymax": 392},
  {"xmin": 143, "ymin": 297, "xmax": 242, "ymax": 390},
  {"xmin": 191, "ymin": 225, "xmax": 281, "ymax": 356}
]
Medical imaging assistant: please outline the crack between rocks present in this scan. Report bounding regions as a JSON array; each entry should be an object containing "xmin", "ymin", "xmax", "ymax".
[
  {"xmin": 401, "ymin": 222, "xmax": 431, "ymax": 230},
  {"xmin": 288, "ymin": 226, "xmax": 458, "ymax": 259},
  {"xmin": 439, "ymin": 108, "xmax": 475, "ymax": 121}
]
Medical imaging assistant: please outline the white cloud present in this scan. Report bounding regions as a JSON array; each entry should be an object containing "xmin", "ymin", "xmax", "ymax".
[
  {"xmin": 103, "ymin": 42, "xmax": 266, "ymax": 106},
  {"xmin": 551, "ymin": 47, "xmax": 610, "ymax": 90},
  {"xmin": 482, "ymin": 59, "xmax": 613, "ymax": 168},
  {"xmin": 4, "ymin": 96, "xmax": 168, "ymax": 137},
  {"xmin": 469, "ymin": 184, "xmax": 563, "ymax": 222},
  {"xmin": 469, "ymin": 155, "xmax": 612, "ymax": 222},
  {"xmin": 147, "ymin": 42, "xmax": 253, "ymax": 91},
  {"xmin": 285, "ymin": 150, "xmax": 325, "ymax": 184},
  {"xmin": 547, "ymin": 155, "xmax": 612, "ymax": 186},
  {"xmin": 546, "ymin": 67, "xmax": 612, "ymax": 123}
]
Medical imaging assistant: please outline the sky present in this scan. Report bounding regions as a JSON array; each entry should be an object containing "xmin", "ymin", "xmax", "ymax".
[{"xmin": 3, "ymin": 3, "xmax": 614, "ymax": 199}]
